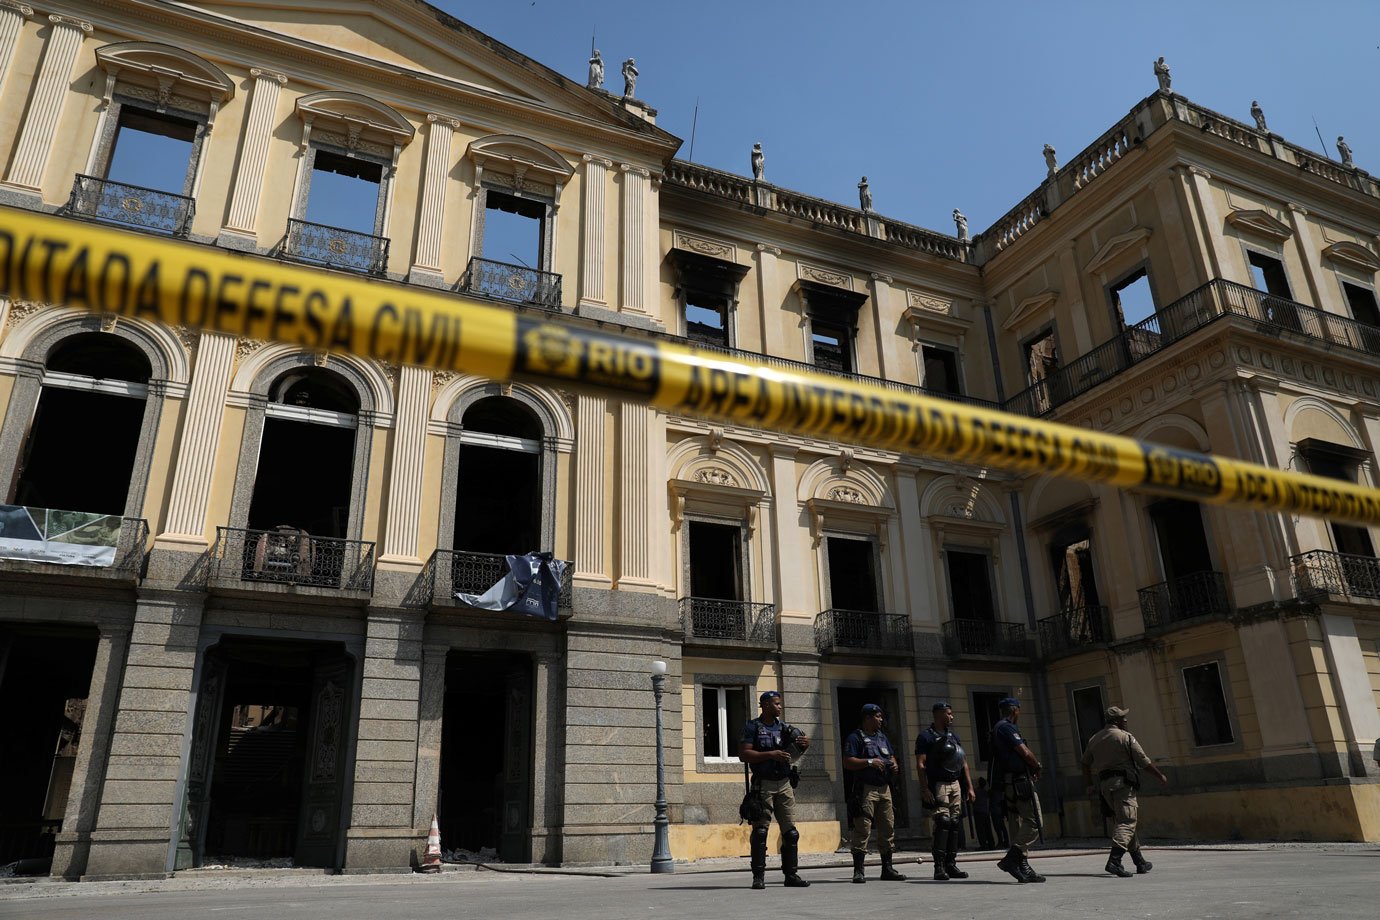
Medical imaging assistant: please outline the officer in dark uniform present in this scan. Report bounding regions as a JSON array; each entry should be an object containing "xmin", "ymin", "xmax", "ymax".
[
  {"xmin": 915, "ymin": 700, "xmax": 975, "ymax": 880},
  {"xmin": 990, "ymin": 696, "xmax": 1045, "ymax": 883},
  {"xmin": 738, "ymin": 690, "xmax": 811, "ymax": 890},
  {"xmin": 842, "ymin": 703, "xmax": 907, "ymax": 884}
]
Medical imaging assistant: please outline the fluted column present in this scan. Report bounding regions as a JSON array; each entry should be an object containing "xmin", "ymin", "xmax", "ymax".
[
  {"xmin": 617, "ymin": 402, "xmax": 654, "ymax": 586},
  {"xmin": 410, "ymin": 115, "xmax": 458, "ymax": 282},
  {"xmin": 619, "ymin": 164, "xmax": 651, "ymax": 314},
  {"xmin": 160, "ymin": 332, "xmax": 236, "ymax": 543},
  {"xmin": 379, "ymin": 365, "xmax": 430, "ymax": 562},
  {"xmin": 0, "ymin": 3, "xmax": 33, "ymax": 98},
  {"xmin": 222, "ymin": 68, "xmax": 287, "ymax": 238},
  {"xmin": 5, "ymin": 14, "xmax": 90, "ymax": 191},
  {"xmin": 575, "ymin": 394, "xmax": 609, "ymax": 582},
  {"xmin": 579, "ymin": 155, "xmax": 612, "ymax": 307}
]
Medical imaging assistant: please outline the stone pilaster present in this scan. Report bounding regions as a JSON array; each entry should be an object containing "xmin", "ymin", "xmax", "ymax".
[
  {"xmin": 530, "ymin": 652, "xmax": 563, "ymax": 865},
  {"xmin": 1284, "ymin": 203, "xmax": 1327, "ymax": 309},
  {"xmin": 617, "ymin": 401, "xmax": 655, "ymax": 587},
  {"xmin": 4, "ymin": 14, "xmax": 90, "ymax": 192},
  {"xmin": 50, "ymin": 622, "xmax": 130, "ymax": 880},
  {"xmin": 409, "ymin": 115, "xmax": 458, "ymax": 284},
  {"xmin": 1319, "ymin": 613, "xmax": 1380, "ymax": 777},
  {"xmin": 221, "ymin": 68, "xmax": 287, "ymax": 242},
  {"xmin": 575, "ymin": 394, "xmax": 609, "ymax": 582},
  {"xmin": 579, "ymin": 155, "xmax": 612, "ymax": 306},
  {"xmin": 378, "ymin": 366, "xmax": 430, "ymax": 563},
  {"xmin": 1184, "ymin": 166, "xmax": 1232, "ymax": 280},
  {"xmin": 0, "ymin": 2, "xmax": 33, "ymax": 98},
  {"xmin": 755, "ymin": 245, "xmax": 786, "ymax": 357},
  {"xmin": 618, "ymin": 164, "xmax": 651, "ymax": 315},
  {"xmin": 767, "ymin": 444, "xmax": 807, "ymax": 618},
  {"xmin": 160, "ymin": 332, "xmax": 235, "ymax": 544},
  {"xmin": 410, "ymin": 643, "xmax": 447, "ymax": 830}
]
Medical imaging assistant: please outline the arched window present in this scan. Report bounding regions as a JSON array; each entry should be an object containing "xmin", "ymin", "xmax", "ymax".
[
  {"xmin": 453, "ymin": 396, "xmax": 543, "ymax": 555},
  {"xmin": 11, "ymin": 334, "xmax": 151, "ymax": 515},
  {"xmin": 246, "ymin": 367, "xmax": 358, "ymax": 537}
]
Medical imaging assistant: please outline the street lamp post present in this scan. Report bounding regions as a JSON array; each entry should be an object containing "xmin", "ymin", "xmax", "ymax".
[{"xmin": 650, "ymin": 659, "xmax": 674, "ymax": 873}]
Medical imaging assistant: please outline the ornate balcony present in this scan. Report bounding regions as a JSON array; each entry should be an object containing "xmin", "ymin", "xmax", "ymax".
[
  {"xmin": 941, "ymin": 618, "xmax": 1032, "ymax": 659},
  {"xmin": 1004, "ymin": 279, "xmax": 1380, "ymax": 418},
  {"xmin": 1138, "ymin": 571, "xmax": 1230, "ymax": 630},
  {"xmin": 0, "ymin": 505, "xmax": 148, "ymax": 583},
  {"xmin": 66, "ymin": 174, "xmax": 195, "ymax": 236},
  {"xmin": 426, "ymin": 549, "xmax": 573, "ymax": 612},
  {"xmin": 1291, "ymin": 550, "xmax": 1380, "ymax": 602},
  {"xmin": 282, "ymin": 218, "xmax": 390, "ymax": 275},
  {"xmin": 208, "ymin": 526, "xmax": 375, "ymax": 595},
  {"xmin": 1036, "ymin": 605, "xmax": 1111, "ymax": 658},
  {"xmin": 814, "ymin": 609, "xmax": 911, "ymax": 656},
  {"xmin": 461, "ymin": 256, "xmax": 562, "ymax": 310},
  {"xmin": 680, "ymin": 597, "xmax": 776, "ymax": 646}
]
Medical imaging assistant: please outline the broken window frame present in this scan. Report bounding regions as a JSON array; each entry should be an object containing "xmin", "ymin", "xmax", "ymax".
[
  {"xmin": 472, "ymin": 184, "xmax": 556, "ymax": 273},
  {"xmin": 1107, "ymin": 264, "xmax": 1158, "ymax": 330},
  {"xmin": 1179, "ymin": 658, "xmax": 1238, "ymax": 749},
  {"xmin": 670, "ymin": 249, "xmax": 749, "ymax": 348},
  {"xmin": 1069, "ymin": 682, "xmax": 1107, "ymax": 756},
  {"xmin": 1296, "ymin": 438, "xmax": 1377, "ymax": 560},
  {"xmin": 942, "ymin": 546, "xmax": 999, "ymax": 622},
  {"xmin": 821, "ymin": 532, "xmax": 883, "ymax": 613},
  {"xmin": 683, "ymin": 515, "xmax": 749, "ymax": 603},
  {"xmin": 295, "ymin": 143, "xmax": 391, "ymax": 238}
]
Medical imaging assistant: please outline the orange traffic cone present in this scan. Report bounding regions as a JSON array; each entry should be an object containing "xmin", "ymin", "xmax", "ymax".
[{"xmin": 421, "ymin": 814, "xmax": 442, "ymax": 873}]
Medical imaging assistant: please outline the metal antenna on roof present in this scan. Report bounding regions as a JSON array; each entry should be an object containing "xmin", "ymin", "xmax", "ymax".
[
  {"xmin": 688, "ymin": 97, "xmax": 699, "ymax": 163},
  {"xmin": 1312, "ymin": 115, "xmax": 1328, "ymax": 154}
]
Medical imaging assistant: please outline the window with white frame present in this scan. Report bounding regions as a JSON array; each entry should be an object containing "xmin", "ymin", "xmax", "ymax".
[{"xmin": 701, "ymin": 685, "xmax": 749, "ymax": 763}]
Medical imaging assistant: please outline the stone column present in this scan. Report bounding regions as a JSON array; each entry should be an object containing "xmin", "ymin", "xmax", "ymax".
[
  {"xmin": 755, "ymin": 245, "xmax": 786, "ymax": 357},
  {"xmin": 618, "ymin": 164, "xmax": 651, "ymax": 315},
  {"xmin": 378, "ymin": 366, "xmax": 430, "ymax": 564},
  {"xmin": 83, "ymin": 592, "xmax": 206, "ymax": 879},
  {"xmin": 1184, "ymin": 166, "xmax": 1233, "ymax": 280},
  {"xmin": 767, "ymin": 444, "xmax": 806, "ymax": 618},
  {"xmin": 220, "ymin": 68, "xmax": 287, "ymax": 244},
  {"xmin": 410, "ymin": 643, "xmax": 447, "ymax": 830},
  {"xmin": 0, "ymin": 3, "xmax": 33, "ymax": 98},
  {"xmin": 1319, "ymin": 613, "xmax": 1380, "ymax": 776},
  {"xmin": 617, "ymin": 402, "xmax": 655, "ymax": 588},
  {"xmin": 409, "ymin": 115, "xmax": 458, "ymax": 285},
  {"xmin": 574, "ymin": 394, "xmax": 609, "ymax": 583},
  {"xmin": 4, "ymin": 14, "xmax": 91, "ymax": 192},
  {"xmin": 530, "ymin": 652, "xmax": 563, "ymax": 865},
  {"xmin": 50, "ymin": 622, "xmax": 130, "ymax": 880},
  {"xmin": 159, "ymin": 332, "xmax": 236, "ymax": 545},
  {"xmin": 1168, "ymin": 165, "xmax": 1217, "ymax": 280},
  {"xmin": 345, "ymin": 610, "xmax": 423, "ymax": 869},
  {"xmin": 579, "ymin": 155, "xmax": 612, "ymax": 308},
  {"xmin": 1284, "ymin": 203, "xmax": 1327, "ymax": 309}
]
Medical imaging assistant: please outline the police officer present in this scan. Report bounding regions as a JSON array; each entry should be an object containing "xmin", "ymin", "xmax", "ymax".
[
  {"xmin": 1080, "ymin": 705, "xmax": 1168, "ymax": 878},
  {"xmin": 738, "ymin": 690, "xmax": 811, "ymax": 889},
  {"xmin": 915, "ymin": 700, "xmax": 974, "ymax": 880},
  {"xmin": 842, "ymin": 703, "xmax": 907, "ymax": 884},
  {"xmin": 990, "ymin": 696, "xmax": 1045, "ymax": 883}
]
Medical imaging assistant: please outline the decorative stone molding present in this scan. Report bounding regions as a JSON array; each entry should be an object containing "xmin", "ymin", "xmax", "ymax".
[
  {"xmin": 161, "ymin": 332, "xmax": 236, "ymax": 539},
  {"xmin": 694, "ymin": 466, "xmax": 738, "ymax": 487},
  {"xmin": 1002, "ymin": 289, "xmax": 1059, "ymax": 331},
  {"xmin": 412, "ymin": 115, "xmax": 458, "ymax": 274},
  {"xmin": 222, "ymin": 70, "xmax": 288, "ymax": 235},
  {"xmin": 1084, "ymin": 227, "xmax": 1153, "ymax": 274},
  {"xmin": 379, "ymin": 365, "xmax": 429, "ymax": 561},
  {"xmin": 0, "ymin": 3, "xmax": 34, "ymax": 101},
  {"xmin": 94, "ymin": 42, "xmax": 235, "ymax": 120},
  {"xmin": 1321, "ymin": 240, "xmax": 1380, "ymax": 272},
  {"xmin": 756, "ymin": 243, "xmax": 782, "ymax": 256},
  {"xmin": 672, "ymin": 229, "xmax": 735, "ymax": 260},
  {"xmin": 3, "ymin": 301, "xmax": 42, "ymax": 332},
  {"xmin": 1224, "ymin": 208, "xmax": 1293, "ymax": 242},
  {"xmin": 797, "ymin": 261, "xmax": 852, "ymax": 290},
  {"xmin": 828, "ymin": 485, "xmax": 865, "ymax": 504}
]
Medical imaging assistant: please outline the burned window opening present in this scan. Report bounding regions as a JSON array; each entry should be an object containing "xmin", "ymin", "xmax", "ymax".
[
  {"xmin": 1147, "ymin": 498, "xmax": 1214, "ymax": 583},
  {"xmin": 305, "ymin": 149, "xmax": 384, "ymax": 236},
  {"xmin": 946, "ymin": 549, "xmax": 996, "ymax": 621},
  {"xmin": 481, "ymin": 190, "xmax": 545, "ymax": 271},
  {"xmin": 1298, "ymin": 440, "xmax": 1376, "ymax": 560},
  {"xmin": 1070, "ymin": 684, "xmax": 1105, "ymax": 755},
  {"xmin": 688, "ymin": 520, "xmax": 742, "ymax": 601},
  {"xmin": 453, "ymin": 397, "xmax": 542, "ymax": 555},
  {"xmin": 1110, "ymin": 268, "xmax": 1156, "ymax": 328},
  {"xmin": 1182, "ymin": 661, "xmax": 1234, "ymax": 747},
  {"xmin": 671, "ymin": 250, "xmax": 747, "ymax": 348},
  {"xmin": 921, "ymin": 344, "xmax": 963, "ymax": 395},
  {"xmin": 826, "ymin": 536, "xmax": 878, "ymax": 612},
  {"xmin": 106, "ymin": 105, "xmax": 198, "ymax": 194},
  {"xmin": 1048, "ymin": 523, "xmax": 1100, "ymax": 612}
]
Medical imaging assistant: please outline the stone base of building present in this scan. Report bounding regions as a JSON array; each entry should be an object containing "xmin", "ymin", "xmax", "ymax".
[{"xmin": 670, "ymin": 820, "xmax": 841, "ymax": 861}]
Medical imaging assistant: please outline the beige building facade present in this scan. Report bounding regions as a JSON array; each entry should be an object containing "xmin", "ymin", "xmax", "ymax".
[{"xmin": 0, "ymin": 0, "xmax": 1377, "ymax": 880}]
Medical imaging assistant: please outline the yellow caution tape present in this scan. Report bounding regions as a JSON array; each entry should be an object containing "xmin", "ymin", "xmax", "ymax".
[{"xmin": 3, "ymin": 205, "xmax": 1379, "ymax": 526}]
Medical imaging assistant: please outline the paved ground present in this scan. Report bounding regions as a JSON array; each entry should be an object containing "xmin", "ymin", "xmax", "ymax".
[{"xmin": 1, "ymin": 844, "xmax": 1375, "ymax": 919}]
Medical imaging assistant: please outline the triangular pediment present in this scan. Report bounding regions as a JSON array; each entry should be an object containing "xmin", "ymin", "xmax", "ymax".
[
  {"xmin": 1225, "ymin": 208, "xmax": 1292, "ymax": 242},
  {"xmin": 1321, "ymin": 241, "xmax": 1380, "ymax": 273},
  {"xmin": 1084, "ymin": 228, "xmax": 1152, "ymax": 274},
  {"xmin": 1002, "ymin": 289, "xmax": 1059, "ymax": 331},
  {"xmin": 187, "ymin": 0, "xmax": 678, "ymax": 148}
]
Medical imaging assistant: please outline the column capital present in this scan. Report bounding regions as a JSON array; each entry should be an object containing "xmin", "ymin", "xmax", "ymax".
[
  {"xmin": 755, "ymin": 243, "xmax": 781, "ymax": 256},
  {"xmin": 619, "ymin": 163, "xmax": 650, "ymax": 178},
  {"xmin": 1287, "ymin": 202, "xmax": 1309, "ymax": 215},
  {"xmin": 425, "ymin": 112, "xmax": 461, "ymax": 129},
  {"xmin": 249, "ymin": 67, "xmax": 287, "ymax": 84},
  {"xmin": 1188, "ymin": 165, "xmax": 1212, "ymax": 179},
  {"xmin": 0, "ymin": 2, "xmax": 34, "ymax": 17},
  {"xmin": 47, "ymin": 13, "xmax": 91, "ymax": 32},
  {"xmin": 870, "ymin": 272, "xmax": 893, "ymax": 285},
  {"xmin": 582, "ymin": 153, "xmax": 613, "ymax": 168}
]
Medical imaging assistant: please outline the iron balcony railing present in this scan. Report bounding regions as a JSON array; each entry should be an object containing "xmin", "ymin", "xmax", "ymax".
[
  {"xmin": 679, "ymin": 597, "xmax": 776, "ymax": 644},
  {"xmin": 282, "ymin": 218, "xmax": 390, "ymax": 275},
  {"xmin": 814, "ymin": 609, "xmax": 911, "ymax": 655},
  {"xmin": 209, "ymin": 526, "xmax": 375, "ymax": 593},
  {"xmin": 1291, "ymin": 549, "xmax": 1380, "ymax": 601},
  {"xmin": 1004, "ymin": 279, "xmax": 1380, "ymax": 418},
  {"xmin": 0, "ymin": 507, "xmax": 148, "ymax": 579},
  {"xmin": 1138, "ymin": 570, "xmax": 1230, "ymax": 629},
  {"xmin": 66, "ymin": 174, "xmax": 195, "ymax": 236},
  {"xmin": 461, "ymin": 256, "xmax": 563, "ymax": 310},
  {"xmin": 941, "ymin": 618, "xmax": 1031, "ymax": 658},
  {"xmin": 681, "ymin": 337, "xmax": 1001, "ymax": 410},
  {"xmin": 1036, "ymin": 605, "xmax": 1111, "ymax": 657},
  {"xmin": 429, "ymin": 549, "xmax": 573, "ymax": 610}
]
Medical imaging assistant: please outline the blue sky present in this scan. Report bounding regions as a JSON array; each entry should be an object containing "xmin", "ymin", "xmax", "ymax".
[{"xmin": 438, "ymin": 0, "xmax": 1380, "ymax": 237}]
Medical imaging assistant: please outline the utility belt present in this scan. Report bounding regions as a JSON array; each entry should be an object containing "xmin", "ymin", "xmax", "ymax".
[
  {"xmin": 1003, "ymin": 772, "xmax": 1036, "ymax": 801},
  {"xmin": 1098, "ymin": 767, "xmax": 1140, "ymax": 790}
]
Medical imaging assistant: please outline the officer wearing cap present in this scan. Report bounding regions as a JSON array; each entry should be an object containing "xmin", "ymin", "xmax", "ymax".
[
  {"xmin": 842, "ymin": 703, "xmax": 907, "ymax": 884},
  {"xmin": 915, "ymin": 700, "xmax": 974, "ymax": 880},
  {"xmin": 738, "ymin": 690, "xmax": 811, "ymax": 889},
  {"xmin": 1080, "ymin": 705, "xmax": 1168, "ymax": 878},
  {"xmin": 990, "ymin": 696, "xmax": 1045, "ymax": 883}
]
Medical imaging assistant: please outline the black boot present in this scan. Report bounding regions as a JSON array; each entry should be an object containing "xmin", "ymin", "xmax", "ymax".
[
  {"xmin": 879, "ymin": 853, "xmax": 907, "ymax": 881},
  {"xmin": 781, "ymin": 829, "xmax": 809, "ymax": 887},
  {"xmin": 852, "ymin": 851, "xmax": 866, "ymax": 884},
  {"xmin": 996, "ymin": 846, "xmax": 1023, "ymax": 882},
  {"xmin": 1105, "ymin": 844, "xmax": 1132, "ymax": 878},
  {"xmin": 931, "ymin": 824, "xmax": 949, "ymax": 880},
  {"xmin": 1129, "ymin": 847, "xmax": 1153, "ymax": 875},
  {"xmin": 749, "ymin": 827, "xmax": 767, "ymax": 890},
  {"xmin": 1019, "ymin": 853, "xmax": 1046, "ymax": 883},
  {"xmin": 944, "ymin": 828, "xmax": 968, "ymax": 879}
]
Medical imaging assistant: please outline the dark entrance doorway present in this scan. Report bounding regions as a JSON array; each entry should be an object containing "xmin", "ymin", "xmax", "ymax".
[
  {"xmin": 835, "ymin": 685, "xmax": 909, "ymax": 831},
  {"xmin": 439, "ymin": 652, "xmax": 533, "ymax": 863},
  {"xmin": 180, "ymin": 638, "xmax": 353, "ymax": 869},
  {"xmin": 0, "ymin": 626, "xmax": 98, "ymax": 870}
]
